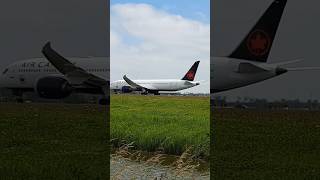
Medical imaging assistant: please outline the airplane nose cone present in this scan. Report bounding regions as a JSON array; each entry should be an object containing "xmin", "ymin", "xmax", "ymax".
[{"xmin": 275, "ymin": 67, "xmax": 288, "ymax": 75}]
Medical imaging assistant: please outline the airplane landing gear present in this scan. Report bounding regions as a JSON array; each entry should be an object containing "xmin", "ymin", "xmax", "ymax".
[
  {"xmin": 16, "ymin": 97, "xmax": 24, "ymax": 103},
  {"xmin": 13, "ymin": 90, "xmax": 24, "ymax": 103}
]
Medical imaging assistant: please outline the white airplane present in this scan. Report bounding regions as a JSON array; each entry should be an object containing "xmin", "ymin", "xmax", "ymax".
[
  {"xmin": 211, "ymin": 0, "xmax": 320, "ymax": 94},
  {"xmin": 110, "ymin": 61, "xmax": 201, "ymax": 95},
  {"xmin": 0, "ymin": 42, "xmax": 109, "ymax": 104}
]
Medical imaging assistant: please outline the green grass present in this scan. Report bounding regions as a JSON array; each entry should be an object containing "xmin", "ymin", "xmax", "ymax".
[
  {"xmin": 0, "ymin": 103, "xmax": 109, "ymax": 179},
  {"xmin": 110, "ymin": 95, "xmax": 210, "ymax": 158},
  {"xmin": 212, "ymin": 109, "xmax": 320, "ymax": 179}
]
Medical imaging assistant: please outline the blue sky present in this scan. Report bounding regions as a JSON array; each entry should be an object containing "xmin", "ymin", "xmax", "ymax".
[
  {"xmin": 110, "ymin": 0, "xmax": 210, "ymax": 93},
  {"xmin": 111, "ymin": 0, "xmax": 210, "ymax": 23}
]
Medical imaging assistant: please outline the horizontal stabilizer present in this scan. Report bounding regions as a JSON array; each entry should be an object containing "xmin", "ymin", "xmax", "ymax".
[
  {"xmin": 286, "ymin": 67, "xmax": 320, "ymax": 71},
  {"xmin": 237, "ymin": 62, "xmax": 268, "ymax": 73},
  {"xmin": 272, "ymin": 58, "xmax": 303, "ymax": 66}
]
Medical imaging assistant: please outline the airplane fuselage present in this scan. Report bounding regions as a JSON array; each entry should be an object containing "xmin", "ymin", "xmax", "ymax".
[
  {"xmin": 111, "ymin": 79, "xmax": 199, "ymax": 92},
  {"xmin": 211, "ymin": 57, "xmax": 287, "ymax": 93},
  {"xmin": 0, "ymin": 58, "xmax": 108, "ymax": 90}
]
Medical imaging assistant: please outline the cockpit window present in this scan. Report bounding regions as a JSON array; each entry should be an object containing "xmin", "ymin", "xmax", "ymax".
[{"xmin": 2, "ymin": 68, "xmax": 8, "ymax": 74}]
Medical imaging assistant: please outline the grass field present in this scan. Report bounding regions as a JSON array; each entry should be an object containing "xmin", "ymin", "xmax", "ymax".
[
  {"xmin": 110, "ymin": 95, "xmax": 210, "ymax": 158},
  {"xmin": 0, "ymin": 103, "xmax": 108, "ymax": 179},
  {"xmin": 212, "ymin": 109, "xmax": 320, "ymax": 179}
]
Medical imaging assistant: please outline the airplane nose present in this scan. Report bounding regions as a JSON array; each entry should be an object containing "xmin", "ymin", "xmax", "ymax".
[{"xmin": 275, "ymin": 67, "xmax": 288, "ymax": 75}]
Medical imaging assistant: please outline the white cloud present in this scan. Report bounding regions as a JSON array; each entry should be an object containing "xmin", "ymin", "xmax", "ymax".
[{"xmin": 111, "ymin": 3, "xmax": 210, "ymax": 93}]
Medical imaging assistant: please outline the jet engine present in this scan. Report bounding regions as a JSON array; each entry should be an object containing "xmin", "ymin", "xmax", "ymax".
[
  {"xmin": 35, "ymin": 76, "xmax": 73, "ymax": 98},
  {"xmin": 121, "ymin": 86, "xmax": 133, "ymax": 93}
]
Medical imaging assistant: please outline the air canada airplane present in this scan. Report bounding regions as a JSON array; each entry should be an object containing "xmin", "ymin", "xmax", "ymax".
[
  {"xmin": 0, "ymin": 42, "xmax": 109, "ymax": 104},
  {"xmin": 110, "ymin": 61, "xmax": 201, "ymax": 95},
  {"xmin": 211, "ymin": 0, "xmax": 320, "ymax": 93}
]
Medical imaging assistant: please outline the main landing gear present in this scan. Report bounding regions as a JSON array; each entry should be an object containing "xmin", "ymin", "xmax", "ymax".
[{"xmin": 12, "ymin": 90, "xmax": 24, "ymax": 103}]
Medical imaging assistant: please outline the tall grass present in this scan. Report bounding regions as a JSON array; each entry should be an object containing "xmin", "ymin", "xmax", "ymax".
[
  {"xmin": 0, "ymin": 103, "xmax": 109, "ymax": 178},
  {"xmin": 212, "ymin": 109, "xmax": 320, "ymax": 179},
  {"xmin": 110, "ymin": 95, "xmax": 210, "ymax": 158}
]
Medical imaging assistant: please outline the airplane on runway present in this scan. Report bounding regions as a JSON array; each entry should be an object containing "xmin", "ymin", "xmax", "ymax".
[
  {"xmin": 110, "ymin": 61, "xmax": 201, "ymax": 95},
  {"xmin": 0, "ymin": 42, "xmax": 109, "ymax": 104},
  {"xmin": 211, "ymin": 0, "xmax": 320, "ymax": 93}
]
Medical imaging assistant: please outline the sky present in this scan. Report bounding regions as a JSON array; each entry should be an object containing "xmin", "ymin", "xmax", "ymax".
[
  {"xmin": 110, "ymin": 0, "xmax": 210, "ymax": 93},
  {"xmin": 0, "ymin": 0, "xmax": 109, "ymax": 69},
  {"xmin": 212, "ymin": 0, "xmax": 320, "ymax": 101},
  {"xmin": 2, "ymin": 0, "xmax": 319, "ymax": 99}
]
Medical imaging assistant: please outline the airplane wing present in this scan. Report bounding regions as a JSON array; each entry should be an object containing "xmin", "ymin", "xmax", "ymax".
[
  {"xmin": 237, "ymin": 62, "xmax": 268, "ymax": 73},
  {"xmin": 123, "ymin": 75, "xmax": 157, "ymax": 90},
  {"xmin": 41, "ymin": 42, "xmax": 109, "ymax": 94}
]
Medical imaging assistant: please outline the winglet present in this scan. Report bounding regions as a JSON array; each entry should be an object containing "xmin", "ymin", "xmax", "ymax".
[{"xmin": 43, "ymin": 42, "xmax": 51, "ymax": 51}]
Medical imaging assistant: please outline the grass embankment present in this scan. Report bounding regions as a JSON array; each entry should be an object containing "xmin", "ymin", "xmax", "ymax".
[
  {"xmin": 212, "ymin": 109, "xmax": 320, "ymax": 179},
  {"xmin": 111, "ymin": 95, "xmax": 210, "ymax": 158},
  {"xmin": 0, "ymin": 103, "xmax": 108, "ymax": 179}
]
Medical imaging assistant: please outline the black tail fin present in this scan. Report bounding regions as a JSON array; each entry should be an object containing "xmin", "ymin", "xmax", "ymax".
[
  {"xmin": 182, "ymin": 61, "xmax": 200, "ymax": 81},
  {"xmin": 229, "ymin": 0, "xmax": 287, "ymax": 62}
]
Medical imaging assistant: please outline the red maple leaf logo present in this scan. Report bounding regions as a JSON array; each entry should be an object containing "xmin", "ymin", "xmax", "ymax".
[
  {"xmin": 247, "ymin": 30, "xmax": 270, "ymax": 56},
  {"xmin": 186, "ymin": 71, "xmax": 194, "ymax": 80}
]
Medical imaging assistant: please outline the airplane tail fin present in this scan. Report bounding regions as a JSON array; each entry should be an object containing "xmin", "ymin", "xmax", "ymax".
[
  {"xmin": 182, "ymin": 61, "xmax": 200, "ymax": 81},
  {"xmin": 229, "ymin": 0, "xmax": 287, "ymax": 62}
]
